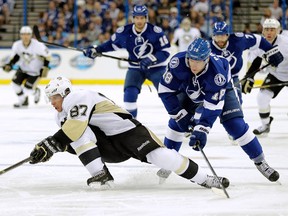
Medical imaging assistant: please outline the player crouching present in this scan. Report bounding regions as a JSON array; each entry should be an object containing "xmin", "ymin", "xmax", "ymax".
[{"xmin": 29, "ymin": 76, "xmax": 230, "ymax": 191}]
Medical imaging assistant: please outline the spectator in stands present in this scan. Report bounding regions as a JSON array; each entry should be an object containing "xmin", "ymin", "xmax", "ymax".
[
  {"xmin": 169, "ymin": 7, "xmax": 180, "ymax": 31},
  {"xmin": 260, "ymin": 8, "xmax": 275, "ymax": 26},
  {"xmin": 161, "ymin": 17, "xmax": 173, "ymax": 42},
  {"xmin": 193, "ymin": 0, "xmax": 209, "ymax": 16},
  {"xmin": 109, "ymin": 2, "xmax": 120, "ymax": 20},
  {"xmin": 269, "ymin": 0, "xmax": 282, "ymax": 21},
  {"xmin": 0, "ymin": 0, "xmax": 10, "ymax": 26},
  {"xmin": 116, "ymin": 10, "xmax": 126, "ymax": 27}
]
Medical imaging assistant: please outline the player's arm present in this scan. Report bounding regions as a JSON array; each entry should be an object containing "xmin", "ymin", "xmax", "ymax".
[
  {"xmin": 249, "ymin": 34, "xmax": 283, "ymax": 67},
  {"xmin": 83, "ymin": 27, "xmax": 125, "ymax": 59},
  {"xmin": 30, "ymin": 95, "xmax": 94, "ymax": 164},
  {"xmin": 3, "ymin": 54, "xmax": 20, "ymax": 72},
  {"xmin": 241, "ymin": 56, "xmax": 262, "ymax": 94},
  {"xmin": 140, "ymin": 32, "xmax": 170, "ymax": 70},
  {"xmin": 158, "ymin": 67, "xmax": 194, "ymax": 131},
  {"xmin": 38, "ymin": 45, "xmax": 51, "ymax": 77}
]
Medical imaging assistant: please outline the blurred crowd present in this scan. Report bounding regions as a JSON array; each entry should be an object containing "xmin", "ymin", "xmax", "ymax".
[
  {"xmin": 1, "ymin": 0, "xmax": 288, "ymax": 47},
  {"xmin": 0, "ymin": 0, "xmax": 14, "ymax": 26},
  {"xmin": 34, "ymin": 0, "xmax": 228, "ymax": 48}
]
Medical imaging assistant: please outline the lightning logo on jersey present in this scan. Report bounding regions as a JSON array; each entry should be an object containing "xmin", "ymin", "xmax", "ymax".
[{"xmin": 133, "ymin": 38, "xmax": 153, "ymax": 59}]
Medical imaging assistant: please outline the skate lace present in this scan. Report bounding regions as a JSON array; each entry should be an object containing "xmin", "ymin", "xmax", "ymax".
[{"xmin": 201, "ymin": 175, "xmax": 222, "ymax": 188}]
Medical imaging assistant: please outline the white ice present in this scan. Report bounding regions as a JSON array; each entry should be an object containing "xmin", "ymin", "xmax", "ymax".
[{"xmin": 0, "ymin": 84, "xmax": 287, "ymax": 216}]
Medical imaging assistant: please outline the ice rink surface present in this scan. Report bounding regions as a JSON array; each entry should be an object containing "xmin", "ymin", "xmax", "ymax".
[{"xmin": 0, "ymin": 84, "xmax": 287, "ymax": 216}]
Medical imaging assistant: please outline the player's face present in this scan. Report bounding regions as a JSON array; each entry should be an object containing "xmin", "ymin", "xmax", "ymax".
[
  {"xmin": 262, "ymin": 28, "xmax": 278, "ymax": 43},
  {"xmin": 213, "ymin": 34, "xmax": 229, "ymax": 48},
  {"xmin": 20, "ymin": 33, "xmax": 32, "ymax": 46},
  {"xmin": 49, "ymin": 94, "xmax": 64, "ymax": 112},
  {"xmin": 188, "ymin": 59, "xmax": 206, "ymax": 74},
  {"xmin": 133, "ymin": 16, "xmax": 146, "ymax": 31}
]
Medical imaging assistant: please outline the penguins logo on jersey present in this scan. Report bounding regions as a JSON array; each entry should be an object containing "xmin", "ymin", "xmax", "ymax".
[
  {"xmin": 133, "ymin": 37, "xmax": 153, "ymax": 59},
  {"xmin": 21, "ymin": 52, "xmax": 34, "ymax": 64}
]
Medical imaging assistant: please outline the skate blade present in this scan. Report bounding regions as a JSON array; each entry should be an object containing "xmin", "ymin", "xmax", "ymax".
[
  {"xmin": 158, "ymin": 177, "xmax": 167, "ymax": 185},
  {"xmin": 211, "ymin": 187, "xmax": 230, "ymax": 199},
  {"xmin": 89, "ymin": 180, "xmax": 115, "ymax": 190}
]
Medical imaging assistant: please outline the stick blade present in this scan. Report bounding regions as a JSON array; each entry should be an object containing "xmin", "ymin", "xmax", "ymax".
[{"xmin": 33, "ymin": 25, "xmax": 41, "ymax": 41}]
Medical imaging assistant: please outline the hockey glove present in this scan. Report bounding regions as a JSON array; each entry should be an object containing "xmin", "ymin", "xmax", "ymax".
[
  {"xmin": 140, "ymin": 54, "xmax": 157, "ymax": 71},
  {"xmin": 40, "ymin": 66, "xmax": 50, "ymax": 78},
  {"xmin": 3, "ymin": 64, "xmax": 12, "ymax": 72},
  {"xmin": 241, "ymin": 77, "xmax": 254, "ymax": 94},
  {"xmin": 83, "ymin": 46, "xmax": 102, "ymax": 59},
  {"xmin": 264, "ymin": 45, "xmax": 284, "ymax": 67},
  {"xmin": 30, "ymin": 136, "xmax": 67, "ymax": 164},
  {"xmin": 189, "ymin": 125, "xmax": 210, "ymax": 151},
  {"xmin": 171, "ymin": 109, "xmax": 195, "ymax": 132}
]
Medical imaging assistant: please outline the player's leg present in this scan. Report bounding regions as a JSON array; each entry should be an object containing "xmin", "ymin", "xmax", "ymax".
[
  {"xmin": 69, "ymin": 127, "xmax": 114, "ymax": 189},
  {"xmin": 147, "ymin": 66, "xmax": 166, "ymax": 90},
  {"xmin": 123, "ymin": 69, "xmax": 145, "ymax": 118},
  {"xmin": 158, "ymin": 92, "xmax": 198, "ymax": 182},
  {"xmin": 25, "ymin": 75, "xmax": 41, "ymax": 104},
  {"xmin": 114, "ymin": 125, "xmax": 229, "ymax": 188},
  {"xmin": 253, "ymin": 74, "xmax": 283, "ymax": 136},
  {"xmin": 221, "ymin": 87, "xmax": 279, "ymax": 182},
  {"xmin": 11, "ymin": 71, "xmax": 28, "ymax": 108}
]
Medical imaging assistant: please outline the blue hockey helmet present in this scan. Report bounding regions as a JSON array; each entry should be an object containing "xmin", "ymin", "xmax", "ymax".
[
  {"xmin": 213, "ymin": 21, "xmax": 229, "ymax": 35},
  {"xmin": 186, "ymin": 38, "xmax": 211, "ymax": 61},
  {"xmin": 132, "ymin": 5, "xmax": 148, "ymax": 17}
]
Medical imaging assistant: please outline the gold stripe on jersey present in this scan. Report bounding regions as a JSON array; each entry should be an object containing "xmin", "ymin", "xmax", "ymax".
[
  {"xmin": 74, "ymin": 141, "xmax": 96, "ymax": 155},
  {"xmin": 174, "ymin": 157, "xmax": 189, "ymax": 175},
  {"xmin": 147, "ymin": 128, "xmax": 164, "ymax": 147},
  {"xmin": 94, "ymin": 100, "xmax": 130, "ymax": 115},
  {"xmin": 62, "ymin": 119, "xmax": 88, "ymax": 141}
]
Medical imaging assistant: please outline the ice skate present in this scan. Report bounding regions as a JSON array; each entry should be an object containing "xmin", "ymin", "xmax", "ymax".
[
  {"xmin": 157, "ymin": 168, "xmax": 172, "ymax": 184},
  {"xmin": 199, "ymin": 175, "xmax": 230, "ymax": 189},
  {"xmin": 255, "ymin": 160, "xmax": 279, "ymax": 182},
  {"xmin": 34, "ymin": 87, "xmax": 41, "ymax": 104},
  {"xmin": 14, "ymin": 96, "xmax": 28, "ymax": 108},
  {"xmin": 87, "ymin": 165, "xmax": 114, "ymax": 189},
  {"xmin": 253, "ymin": 117, "xmax": 273, "ymax": 136}
]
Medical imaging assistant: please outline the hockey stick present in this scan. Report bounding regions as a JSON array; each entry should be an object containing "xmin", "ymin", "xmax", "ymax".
[
  {"xmin": 253, "ymin": 82, "xmax": 288, "ymax": 89},
  {"xmin": 0, "ymin": 156, "xmax": 32, "ymax": 175},
  {"xmin": 33, "ymin": 25, "xmax": 138, "ymax": 64},
  {"xmin": 238, "ymin": 63, "xmax": 271, "ymax": 84},
  {"xmin": 198, "ymin": 145, "xmax": 230, "ymax": 198}
]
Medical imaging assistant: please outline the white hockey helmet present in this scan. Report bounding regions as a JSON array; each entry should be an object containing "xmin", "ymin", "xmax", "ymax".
[
  {"xmin": 263, "ymin": 19, "xmax": 280, "ymax": 29},
  {"xmin": 45, "ymin": 76, "xmax": 72, "ymax": 98},
  {"xmin": 20, "ymin": 26, "xmax": 32, "ymax": 34}
]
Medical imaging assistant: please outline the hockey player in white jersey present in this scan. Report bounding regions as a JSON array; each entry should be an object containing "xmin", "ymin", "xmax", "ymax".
[
  {"xmin": 242, "ymin": 18, "xmax": 288, "ymax": 136},
  {"xmin": 172, "ymin": 18, "xmax": 201, "ymax": 52},
  {"xmin": 28, "ymin": 76, "xmax": 230, "ymax": 190},
  {"xmin": 2, "ymin": 26, "xmax": 51, "ymax": 108}
]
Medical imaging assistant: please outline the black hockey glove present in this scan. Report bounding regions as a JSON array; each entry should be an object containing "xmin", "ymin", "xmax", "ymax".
[
  {"xmin": 171, "ymin": 109, "xmax": 195, "ymax": 132},
  {"xmin": 30, "ymin": 136, "xmax": 67, "ymax": 164},
  {"xmin": 264, "ymin": 45, "xmax": 284, "ymax": 67},
  {"xmin": 241, "ymin": 77, "xmax": 254, "ymax": 94},
  {"xmin": 3, "ymin": 64, "xmax": 12, "ymax": 72},
  {"xmin": 40, "ymin": 66, "xmax": 50, "ymax": 78},
  {"xmin": 83, "ymin": 46, "xmax": 102, "ymax": 59}
]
